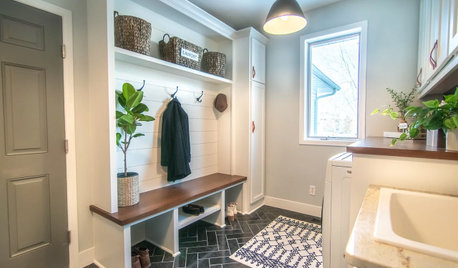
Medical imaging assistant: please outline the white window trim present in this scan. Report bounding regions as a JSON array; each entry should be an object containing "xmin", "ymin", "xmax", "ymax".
[{"xmin": 299, "ymin": 21, "xmax": 368, "ymax": 146}]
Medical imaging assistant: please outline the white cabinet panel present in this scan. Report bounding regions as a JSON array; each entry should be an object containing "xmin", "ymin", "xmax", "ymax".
[
  {"xmin": 449, "ymin": 0, "xmax": 458, "ymax": 54},
  {"xmin": 250, "ymin": 81, "xmax": 265, "ymax": 203},
  {"xmin": 251, "ymin": 38, "xmax": 266, "ymax": 84},
  {"xmin": 417, "ymin": 0, "xmax": 431, "ymax": 87}
]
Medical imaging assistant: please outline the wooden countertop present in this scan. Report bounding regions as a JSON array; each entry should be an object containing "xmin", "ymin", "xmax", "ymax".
[
  {"xmin": 347, "ymin": 137, "xmax": 458, "ymax": 161},
  {"xmin": 90, "ymin": 173, "xmax": 246, "ymax": 226}
]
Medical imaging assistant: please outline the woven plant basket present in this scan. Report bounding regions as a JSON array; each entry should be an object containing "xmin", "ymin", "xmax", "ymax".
[
  {"xmin": 117, "ymin": 172, "xmax": 140, "ymax": 207},
  {"xmin": 201, "ymin": 49, "xmax": 226, "ymax": 77},
  {"xmin": 114, "ymin": 11, "xmax": 151, "ymax": 55},
  {"xmin": 159, "ymin": 34, "xmax": 203, "ymax": 70}
]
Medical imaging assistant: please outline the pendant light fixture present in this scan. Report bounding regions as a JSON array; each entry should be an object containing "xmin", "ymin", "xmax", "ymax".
[{"xmin": 263, "ymin": 0, "xmax": 307, "ymax": 35}]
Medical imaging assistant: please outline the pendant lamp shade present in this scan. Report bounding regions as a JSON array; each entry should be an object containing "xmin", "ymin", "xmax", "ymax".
[{"xmin": 263, "ymin": 0, "xmax": 307, "ymax": 35}]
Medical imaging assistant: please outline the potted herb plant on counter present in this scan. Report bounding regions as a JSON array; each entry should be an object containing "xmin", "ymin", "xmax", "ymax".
[
  {"xmin": 116, "ymin": 82, "xmax": 154, "ymax": 207},
  {"xmin": 371, "ymin": 87, "xmax": 417, "ymax": 134},
  {"xmin": 392, "ymin": 88, "xmax": 458, "ymax": 150}
]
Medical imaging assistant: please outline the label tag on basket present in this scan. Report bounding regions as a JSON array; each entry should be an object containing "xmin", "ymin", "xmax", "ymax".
[{"xmin": 181, "ymin": 48, "xmax": 199, "ymax": 61}]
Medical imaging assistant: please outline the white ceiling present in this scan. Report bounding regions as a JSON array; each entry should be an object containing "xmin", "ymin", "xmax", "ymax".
[{"xmin": 188, "ymin": 0, "xmax": 342, "ymax": 32}]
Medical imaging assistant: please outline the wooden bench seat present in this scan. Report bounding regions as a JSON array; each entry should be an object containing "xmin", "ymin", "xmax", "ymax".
[{"xmin": 90, "ymin": 173, "xmax": 246, "ymax": 225}]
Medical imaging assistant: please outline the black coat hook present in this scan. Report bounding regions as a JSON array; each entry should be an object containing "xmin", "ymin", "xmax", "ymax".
[
  {"xmin": 138, "ymin": 80, "xmax": 145, "ymax": 91},
  {"xmin": 196, "ymin": 91, "xmax": 204, "ymax": 103},
  {"xmin": 171, "ymin": 86, "xmax": 179, "ymax": 98}
]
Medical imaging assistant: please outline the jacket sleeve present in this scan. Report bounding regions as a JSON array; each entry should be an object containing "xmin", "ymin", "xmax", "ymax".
[
  {"xmin": 160, "ymin": 104, "xmax": 170, "ymax": 166},
  {"xmin": 182, "ymin": 112, "xmax": 191, "ymax": 162}
]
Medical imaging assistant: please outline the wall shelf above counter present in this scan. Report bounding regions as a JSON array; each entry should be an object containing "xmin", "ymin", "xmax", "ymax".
[
  {"xmin": 347, "ymin": 137, "xmax": 458, "ymax": 161},
  {"xmin": 115, "ymin": 47, "xmax": 233, "ymax": 86}
]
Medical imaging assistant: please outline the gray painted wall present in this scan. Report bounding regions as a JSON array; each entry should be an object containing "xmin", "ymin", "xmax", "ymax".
[{"xmin": 265, "ymin": 0, "xmax": 420, "ymax": 207}]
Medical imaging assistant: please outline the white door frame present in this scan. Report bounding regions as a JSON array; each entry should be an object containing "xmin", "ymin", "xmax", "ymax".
[{"xmin": 12, "ymin": 0, "xmax": 79, "ymax": 267}]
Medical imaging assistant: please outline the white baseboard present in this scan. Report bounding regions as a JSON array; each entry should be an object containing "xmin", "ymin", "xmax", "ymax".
[
  {"xmin": 264, "ymin": 196, "xmax": 322, "ymax": 218},
  {"xmin": 242, "ymin": 201, "xmax": 264, "ymax": 215},
  {"xmin": 78, "ymin": 247, "xmax": 94, "ymax": 268}
]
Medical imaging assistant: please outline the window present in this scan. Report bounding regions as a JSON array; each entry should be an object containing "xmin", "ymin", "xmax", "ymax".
[{"xmin": 300, "ymin": 22, "xmax": 367, "ymax": 145}]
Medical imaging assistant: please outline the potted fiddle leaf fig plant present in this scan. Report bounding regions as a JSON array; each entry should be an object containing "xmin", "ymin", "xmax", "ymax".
[
  {"xmin": 392, "ymin": 88, "xmax": 458, "ymax": 150},
  {"xmin": 116, "ymin": 82, "xmax": 154, "ymax": 207}
]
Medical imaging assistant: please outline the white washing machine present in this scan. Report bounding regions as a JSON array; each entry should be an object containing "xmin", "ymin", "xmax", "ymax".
[{"xmin": 323, "ymin": 152, "xmax": 352, "ymax": 268}]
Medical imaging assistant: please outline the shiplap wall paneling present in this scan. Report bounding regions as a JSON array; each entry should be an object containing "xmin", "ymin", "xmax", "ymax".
[{"xmin": 114, "ymin": 70, "xmax": 230, "ymax": 192}]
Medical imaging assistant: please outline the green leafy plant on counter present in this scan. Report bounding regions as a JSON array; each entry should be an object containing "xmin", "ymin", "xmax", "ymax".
[
  {"xmin": 371, "ymin": 87, "xmax": 417, "ymax": 122},
  {"xmin": 391, "ymin": 88, "xmax": 458, "ymax": 145},
  {"xmin": 116, "ymin": 82, "xmax": 155, "ymax": 176}
]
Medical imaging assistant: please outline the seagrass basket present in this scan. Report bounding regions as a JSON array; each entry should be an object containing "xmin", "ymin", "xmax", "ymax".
[
  {"xmin": 159, "ymin": 34, "xmax": 203, "ymax": 70},
  {"xmin": 114, "ymin": 11, "xmax": 151, "ymax": 55},
  {"xmin": 117, "ymin": 172, "xmax": 140, "ymax": 207},
  {"xmin": 201, "ymin": 48, "xmax": 226, "ymax": 77}
]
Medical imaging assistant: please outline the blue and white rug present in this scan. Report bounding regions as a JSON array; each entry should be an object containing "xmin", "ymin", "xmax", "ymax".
[{"xmin": 230, "ymin": 216, "xmax": 323, "ymax": 268}]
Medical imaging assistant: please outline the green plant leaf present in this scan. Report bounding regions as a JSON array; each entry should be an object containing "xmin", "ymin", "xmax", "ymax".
[
  {"xmin": 444, "ymin": 118, "xmax": 455, "ymax": 129},
  {"xmin": 408, "ymin": 126, "xmax": 419, "ymax": 138},
  {"xmin": 132, "ymin": 103, "xmax": 149, "ymax": 114},
  {"xmin": 390, "ymin": 112, "xmax": 399, "ymax": 120},
  {"xmin": 126, "ymin": 124, "xmax": 136, "ymax": 134},
  {"xmin": 139, "ymin": 114, "xmax": 155, "ymax": 122},
  {"xmin": 455, "ymin": 87, "xmax": 458, "ymax": 98},
  {"xmin": 116, "ymin": 111, "xmax": 124, "ymax": 119},
  {"xmin": 116, "ymin": 132, "xmax": 122, "ymax": 147},
  {"xmin": 371, "ymin": 108, "xmax": 380, "ymax": 116},
  {"xmin": 119, "ymin": 114, "xmax": 134, "ymax": 125},
  {"xmin": 452, "ymin": 115, "xmax": 458, "ymax": 129},
  {"xmin": 391, "ymin": 138, "xmax": 397, "ymax": 146},
  {"xmin": 399, "ymin": 133, "xmax": 407, "ymax": 140},
  {"xmin": 126, "ymin": 91, "xmax": 143, "ymax": 110},
  {"xmin": 122, "ymin": 83, "xmax": 136, "ymax": 100},
  {"xmin": 381, "ymin": 108, "xmax": 392, "ymax": 116},
  {"xmin": 133, "ymin": 133, "xmax": 145, "ymax": 138},
  {"xmin": 423, "ymin": 99, "xmax": 439, "ymax": 108}
]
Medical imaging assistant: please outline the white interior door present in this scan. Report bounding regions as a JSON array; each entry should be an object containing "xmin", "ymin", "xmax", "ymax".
[
  {"xmin": 250, "ymin": 81, "xmax": 265, "ymax": 204},
  {"xmin": 251, "ymin": 38, "xmax": 266, "ymax": 84}
]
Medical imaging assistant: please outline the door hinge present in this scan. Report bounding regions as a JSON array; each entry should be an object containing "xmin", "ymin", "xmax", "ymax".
[
  {"xmin": 64, "ymin": 139, "xmax": 69, "ymax": 154},
  {"xmin": 61, "ymin": 44, "xmax": 66, "ymax": 59},
  {"xmin": 67, "ymin": 230, "xmax": 71, "ymax": 244}
]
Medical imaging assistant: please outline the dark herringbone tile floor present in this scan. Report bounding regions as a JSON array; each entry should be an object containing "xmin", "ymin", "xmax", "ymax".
[
  {"xmin": 131, "ymin": 205, "xmax": 321, "ymax": 268},
  {"xmin": 84, "ymin": 206, "xmax": 320, "ymax": 268}
]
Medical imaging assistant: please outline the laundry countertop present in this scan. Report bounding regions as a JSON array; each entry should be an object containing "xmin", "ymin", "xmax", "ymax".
[{"xmin": 345, "ymin": 185, "xmax": 458, "ymax": 268}]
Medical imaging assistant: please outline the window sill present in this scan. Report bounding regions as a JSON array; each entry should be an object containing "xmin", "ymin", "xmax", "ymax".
[{"xmin": 299, "ymin": 138, "xmax": 359, "ymax": 147}]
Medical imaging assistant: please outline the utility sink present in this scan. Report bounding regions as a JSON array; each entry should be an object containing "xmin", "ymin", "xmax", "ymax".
[{"xmin": 374, "ymin": 187, "xmax": 458, "ymax": 261}]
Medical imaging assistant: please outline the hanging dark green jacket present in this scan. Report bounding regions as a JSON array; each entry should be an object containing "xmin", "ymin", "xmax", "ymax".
[{"xmin": 161, "ymin": 98, "xmax": 191, "ymax": 181}]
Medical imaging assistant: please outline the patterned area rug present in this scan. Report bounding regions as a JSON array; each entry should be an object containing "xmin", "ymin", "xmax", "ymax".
[{"xmin": 230, "ymin": 216, "xmax": 323, "ymax": 268}]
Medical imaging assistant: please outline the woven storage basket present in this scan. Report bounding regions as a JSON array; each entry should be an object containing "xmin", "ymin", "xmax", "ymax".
[
  {"xmin": 117, "ymin": 172, "xmax": 140, "ymax": 207},
  {"xmin": 201, "ymin": 49, "xmax": 226, "ymax": 77},
  {"xmin": 159, "ymin": 34, "xmax": 203, "ymax": 70},
  {"xmin": 114, "ymin": 11, "xmax": 151, "ymax": 55}
]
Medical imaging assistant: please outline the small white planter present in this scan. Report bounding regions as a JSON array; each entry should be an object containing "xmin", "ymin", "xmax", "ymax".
[
  {"xmin": 117, "ymin": 172, "xmax": 140, "ymax": 207},
  {"xmin": 446, "ymin": 128, "xmax": 458, "ymax": 151}
]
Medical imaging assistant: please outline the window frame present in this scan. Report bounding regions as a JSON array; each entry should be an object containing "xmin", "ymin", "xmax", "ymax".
[{"xmin": 299, "ymin": 21, "xmax": 368, "ymax": 146}]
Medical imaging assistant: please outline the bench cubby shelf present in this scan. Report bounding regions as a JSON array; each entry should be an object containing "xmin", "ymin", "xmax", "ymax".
[{"xmin": 90, "ymin": 174, "xmax": 245, "ymax": 267}]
